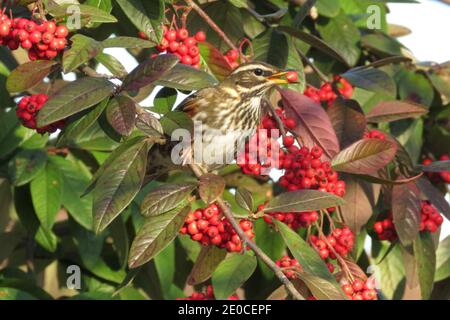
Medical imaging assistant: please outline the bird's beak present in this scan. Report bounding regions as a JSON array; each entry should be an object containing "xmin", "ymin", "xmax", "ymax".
[{"xmin": 267, "ymin": 71, "xmax": 289, "ymax": 84}]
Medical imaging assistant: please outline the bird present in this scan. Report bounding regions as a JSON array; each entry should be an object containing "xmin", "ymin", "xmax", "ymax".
[{"xmin": 149, "ymin": 61, "xmax": 291, "ymax": 175}]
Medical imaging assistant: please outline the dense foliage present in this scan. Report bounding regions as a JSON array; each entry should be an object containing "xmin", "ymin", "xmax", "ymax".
[{"xmin": 0, "ymin": 0, "xmax": 449, "ymax": 300}]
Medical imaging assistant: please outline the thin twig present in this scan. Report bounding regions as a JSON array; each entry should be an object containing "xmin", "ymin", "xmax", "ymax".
[
  {"xmin": 295, "ymin": 47, "xmax": 329, "ymax": 83},
  {"xmin": 189, "ymin": 163, "xmax": 304, "ymax": 300},
  {"xmin": 184, "ymin": 0, "xmax": 242, "ymax": 58}
]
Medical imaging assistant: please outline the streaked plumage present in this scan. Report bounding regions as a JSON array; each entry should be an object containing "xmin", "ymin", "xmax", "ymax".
[{"xmin": 149, "ymin": 61, "xmax": 289, "ymax": 174}]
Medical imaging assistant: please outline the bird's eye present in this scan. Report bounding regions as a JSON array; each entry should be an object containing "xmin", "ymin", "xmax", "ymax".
[{"xmin": 254, "ymin": 68, "xmax": 263, "ymax": 76}]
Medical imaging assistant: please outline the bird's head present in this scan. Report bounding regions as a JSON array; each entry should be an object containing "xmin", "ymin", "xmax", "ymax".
[{"xmin": 225, "ymin": 61, "xmax": 291, "ymax": 96}]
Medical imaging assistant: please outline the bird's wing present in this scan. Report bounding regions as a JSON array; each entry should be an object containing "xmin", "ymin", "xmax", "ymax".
[{"xmin": 174, "ymin": 87, "xmax": 217, "ymax": 117}]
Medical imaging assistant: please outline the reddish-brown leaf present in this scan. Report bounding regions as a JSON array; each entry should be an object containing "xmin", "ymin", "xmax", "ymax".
[
  {"xmin": 340, "ymin": 174, "xmax": 380, "ymax": 234},
  {"xmin": 331, "ymin": 138, "xmax": 397, "ymax": 174},
  {"xmin": 366, "ymin": 100, "xmax": 428, "ymax": 123},
  {"xmin": 327, "ymin": 98, "xmax": 366, "ymax": 149},
  {"xmin": 280, "ymin": 89, "xmax": 340, "ymax": 159},
  {"xmin": 392, "ymin": 183, "xmax": 421, "ymax": 245}
]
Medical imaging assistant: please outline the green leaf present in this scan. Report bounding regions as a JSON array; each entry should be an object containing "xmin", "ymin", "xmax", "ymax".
[
  {"xmin": 128, "ymin": 205, "xmax": 190, "ymax": 268},
  {"xmin": 331, "ymin": 139, "xmax": 397, "ymax": 174},
  {"xmin": 135, "ymin": 112, "xmax": 164, "ymax": 138},
  {"xmin": 274, "ymin": 220, "xmax": 346, "ymax": 300},
  {"xmin": 93, "ymin": 136, "xmax": 151, "ymax": 233},
  {"xmin": 264, "ymin": 190, "xmax": 345, "ymax": 213},
  {"xmin": 198, "ymin": 42, "xmax": 232, "ymax": 82},
  {"xmin": 187, "ymin": 246, "xmax": 227, "ymax": 285},
  {"xmin": 316, "ymin": 0, "xmax": 340, "ymax": 17},
  {"xmin": 63, "ymin": 34, "xmax": 103, "ymax": 73},
  {"xmin": 122, "ymin": 54, "xmax": 179, "ymax": 92},
  {"xmin": 435, "ymin": 236, "xmax": 450, "ymax": 281},
  {"xmin": 254, "ymin": 219, "xmax": 285, "ymax": 279},
  {"xmin": 57, "ymin": 98, "xmax": 109, "ymax": 147},
  {"xmin": 361, "ymin": 33, "xmax": 404, "ymax": 56},
  {"xmin": 187, "ymin": 1, "xmax": 244, "ymax": 51},
  {"xmin": 140, "ymin": 183, "xmax": 196, "ymax": 217},
  {"xmin": 235, "ymin": 187, "xmax": 253, "ymax": 212},
  {"xmin": 366, "ymin": 100, "xmax": 428, "ymax": 123},
  {"xmin": 212, "ymin": 254, "xmax": 257, "ymax": 300},
  {"xmin": 8, "ymin": 149, "xmax": 47, "ymax": 186},
  {"xmin": 413, "ymin": 232, "xmax": 436, "ymax": 299},
  {"xmin": 156, "ymin": 64, "xmax": 219, "ymax": 91},
  {"xmin": 106, "ymin": 95, "xmax": 137, "ymax": 136},
  {"xmin": 277, "ymin": 26, "xmax": 348, "ymax": 65},
  {"xmin": 115, "ymin": 0, "xmax": 164, "ymax": 44},
  {"xmin": 30, "ymin": 162, "xmax": 63, "ymax": 230},
  {"xmin": 316, "ymin": 10, "xmax": 361, "ymax": 66},
  {"xmin": 50, "ymin": 156, "xmax": 93, "ymax": 230},
  {"xmin": 392, "ymin": 183, "xmax": 421, "ymax": 245},
  {"xmin": 101, "ymin": 36, "xmax": 154, "ymax": 49},
  {"xmin": 199, "ymin": 173, "xmax": 225, "ymax": 204},
  {"xmin": 49, "ymin": 4, "xmax": 117, "ymax": 26},
  {"xmin": 36, "ymin": 77, "xmax": 115, "ymax": 127},
  {"xmin": 160, "ymin": 111, "xmax": 194, "ymax": 136},
  {"xmin": 395, "ymin": 69, "xmax": 435, "ymax": 107},
  {"xmin": 6, "ymin": 60, "xmax": 58, "ymax": 93},
  {"xmin": 95, "ymin": 53, "xmax": 128, "ymax": 78},
  {"xmin": 374, "ymin": 242, "xmax": 405, "ymax": 299},
  {"xmin": 341, "ymin": 68, "xmax": 395, "ymax": 97}
]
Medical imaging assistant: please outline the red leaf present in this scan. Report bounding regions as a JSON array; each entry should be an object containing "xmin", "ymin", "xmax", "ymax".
[{"xmin": 280, "ymin": 89, "xmax": 340, "ymax": 159}]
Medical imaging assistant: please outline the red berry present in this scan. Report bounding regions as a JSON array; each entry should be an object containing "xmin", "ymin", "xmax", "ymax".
[
  {"xmin": 177, "ymin": 44, "xmax": 188, "ymax": 56},
  {"xmin": 181, "ymin": 55, "xmax": 193, "ymax": 65},
  {"xmin": 29, "ymin": 31, "xmax": 42, "ymax": 44},
  {"xmin": 45, "ymin": 49, "xmax": 58, "ymax": 59},
  {"xmin": 195, "ymin": 31, "xmax": 206, "ymax": 42},
  {"xmin": 284, "ymin": 118, "xmax": 296, "ymax": 129},
  {"xmin": 42, "ymin": 32, "xmax": 54, "ymax": 44},
  {"xmin": 177, "ymin": 28, "xmax": 189, "ymax": 40},
  {"xmin": 286, "ymin": 71, "xmax": 298, "ymax": 83},
  {"xmin": 55, "ymin": 25, "xmax": 69, "ymax": 38},
  {"xmin": 0, "ymin": 23, "xmax": 10, "ymax": 37},
  {"xmin": 21, "ymin": 39, "xmax": 32, "ymax": 49},
  {"xmin": 184, "ymin": 36, "xmax": 196, "ymax": 47},
  {"xmin": 188, "ymin": 45, "xmax": 200, "ymax": 57},
  {"xmin": 165, "ymin": 29, "xmax": 177, "ymax": 42},
  {"xmin": 283, "ymin": 136, "xmax": 295, "ymax": 147}
]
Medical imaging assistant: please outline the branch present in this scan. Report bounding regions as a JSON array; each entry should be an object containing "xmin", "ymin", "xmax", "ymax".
[
  {"xmin": 189, "ymin": 163, "xmax": 305, "ymax": 300},
  {"xmin": 295, "ymin": 47, "xmax": 329, "ymax": 83},
  {"xmin": 184, "ymin": 0, "xmax": 241, "ymax": 56}
]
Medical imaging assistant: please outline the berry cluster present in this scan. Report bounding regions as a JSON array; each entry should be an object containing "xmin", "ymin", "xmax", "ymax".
[
  {"xmin": 310, "ymin": 227, "xmax": 354, "ymax": 260},
  {"xmin": 423, "ymin": 154, "xmax": 450, "ymax": 183},
  {"xmin": 303, "ymin": 76, "xmax": 353, "ymax": 107},
  {"xmin": 260, "ymin": 204, "xmax": 319, "ymax": 230},
  {"xmin": 177, "ymin": 285, "xmax": 239, "ymax": 300},
  {"xmin": 374, "ymin": 201, "xmax": 443, "ymax": 242},
  {"xmin": 341, "ymin": 279, "xmax": 377, "ymax": 300},
  {"xmin": 373, "ymin": 214, "xmax": 397, "ymax": 242},
  {"xmin": 364, "ymin": 129, "xmax": 386, "ymax": 140},
  {"xmin": 279, "ymin": 144, "xmax": 346, "ymax": 199},
  {"xmin": 238, "ymin": 109, "xmax": 297, "ymax": 176},
  {"xmin": 180, "ymin": 203, "xmax": 254, "ymax": 252},
  {"xmin": 238, "ymin": 125, "xmax": 283, "ymax": 176},
  {"xmin": 419, "ymin": 201, "xmax": 444, "ymax": 233},
  {"xmin": 0, "ymin": 12, "xmax": 68, "ymax": 60},
  {"xmin": 140, "ymin": 26, "xmax": 205, "ymax": 68},
  {"xmin": 275, "ymin": 256, "xmax": 301, "ymax": 279},
  {"xmin": 16, "ymin": 94, "xmax": 65, "ymax": 134}
]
